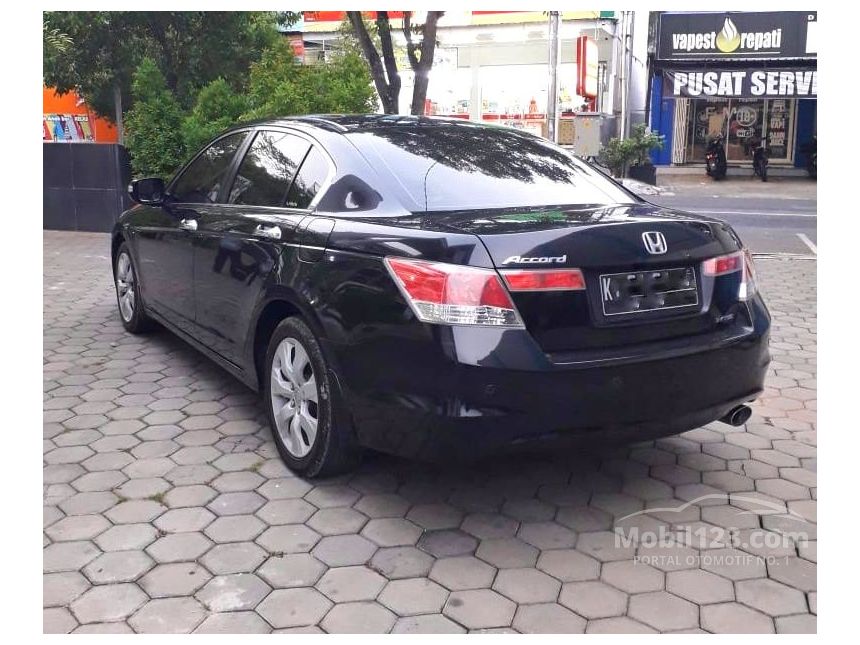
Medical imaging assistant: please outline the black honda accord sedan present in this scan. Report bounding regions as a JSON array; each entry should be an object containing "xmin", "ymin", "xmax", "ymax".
[{"xmin": 112, "ymin": 115, "xmax": 770, "ymax": 476}]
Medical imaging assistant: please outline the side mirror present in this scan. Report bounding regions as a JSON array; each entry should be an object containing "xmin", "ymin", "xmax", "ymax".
[{"xmin": 129, "ymin": 177, "xmax": 166, "ymax": 205}]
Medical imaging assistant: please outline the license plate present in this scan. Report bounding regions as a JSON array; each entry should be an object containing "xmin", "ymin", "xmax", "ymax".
[{"xmin": 600, "ymin": 267, "xmax": 698, "ymax": 316}]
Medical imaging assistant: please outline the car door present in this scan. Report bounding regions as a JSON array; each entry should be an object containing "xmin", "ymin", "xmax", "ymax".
[
  {"xmin": 192, "ymin": 128, "xmax": 335, "ymax": 366},
  {"xmin": 133, "ymin": 130, "xmax": 248, "ymax": 332}
]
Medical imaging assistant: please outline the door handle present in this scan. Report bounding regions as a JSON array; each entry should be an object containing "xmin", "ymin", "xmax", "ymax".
[
  {"xmin": 254, "ymin": 224, "xmax": 282, "ymax": 240},
  {"xmin": 179, "ymin": 218, "xmax": 197, "ymax": 231}
]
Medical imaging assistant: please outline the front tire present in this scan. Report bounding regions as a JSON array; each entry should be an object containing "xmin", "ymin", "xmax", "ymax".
[
  {"xmin": 114, "ymin": 242, "xmax": 155, "ymax": 334},
  {"xmin": 264, "ymin": 317, "xmax": 359, "ymax": 477}
]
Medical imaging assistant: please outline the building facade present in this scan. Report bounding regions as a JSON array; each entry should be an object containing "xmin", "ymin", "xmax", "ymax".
[
  {"xmin": 647, "ymin": 11, "xmax": 817, "ymax": 168},
  {"xmin": 295, "ymin": 11, "xmax": 647, "ymax": 144}
]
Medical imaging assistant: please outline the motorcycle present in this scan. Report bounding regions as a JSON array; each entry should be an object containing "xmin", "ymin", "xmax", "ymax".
[
  {"xmin": 800, "ymin": 136, "xmax": 816, "ymax": 179},
  {"xmin": 748, "ymin": 138, "xmax": 768, "ymax": 182},
  {"xmin": 705, "ymin": 134, "xmax": 727, "ymax": 180}
]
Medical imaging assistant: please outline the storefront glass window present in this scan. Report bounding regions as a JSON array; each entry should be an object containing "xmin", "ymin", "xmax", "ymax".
[
  {"xmin": 765, "ymin": 99, "xmax": 793, "ymax": 160},
  {"xmin": 727, "ymin": 99, "xmax": 764, "ymax": 162},
  {"xmin": 688, "ymin": 99, "xmax": 728, "ymax": 162},
  {"xmin": 688, "ymin": 98, "xmax": 795, "ymax": 163}
]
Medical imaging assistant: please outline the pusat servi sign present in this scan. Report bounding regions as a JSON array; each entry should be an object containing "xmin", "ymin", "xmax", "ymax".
[
  {"xmin": 657, "ymin": 12, "xmax": 817, "ymax": 60},
  {"xmin": 663, "ymin": 68, "xmax": 817, "ymax": 99}
]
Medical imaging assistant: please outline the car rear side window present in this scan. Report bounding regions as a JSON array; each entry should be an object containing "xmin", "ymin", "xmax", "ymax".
[
  {"xmin": 228, "ymin": 130, "xmax": 311, "ymax": 206},
  {"xmin": 286, "ymin": 146, "xmax": 331, "ymax": 209},
  {"xmin": 170, "ymin": 132, "xmax": 247, "ymax": 204}
]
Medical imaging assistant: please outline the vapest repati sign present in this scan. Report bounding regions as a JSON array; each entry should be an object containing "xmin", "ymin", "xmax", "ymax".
[
  {"xmin": 663, "ymin": 68, "xmax": 817, "ymax": 99},
  {"xmin": 657, "ymin": 12, "xmax": 817, "ymax": 60}
]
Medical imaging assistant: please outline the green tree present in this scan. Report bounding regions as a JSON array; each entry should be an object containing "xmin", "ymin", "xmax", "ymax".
[
  {"xmin": 182, "ymin": 78, "xmax": 250, "ymax": 154},
  {"xmin": 139, "ymin": 12, "xmax": 280, "ymax": 108},
  {"xmin": 124, "ymin": 58, "xmax": 185, "ymax": 178},
  {"xmin": 42, "ymin": 11, "xmax": 283, "ymax": 140},
  {"xmin": 43, "ymin": 22, "xmax": 72, "ymax": 59},
  {"xmin": 244, "ymin": 40, "xmax": 377, "ymax": 119}
]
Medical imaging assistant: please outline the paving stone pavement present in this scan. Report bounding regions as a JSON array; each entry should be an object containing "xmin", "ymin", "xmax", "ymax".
[{"xmin": 43, "ymin": 232, "xmax": 817, "ymax": 634}]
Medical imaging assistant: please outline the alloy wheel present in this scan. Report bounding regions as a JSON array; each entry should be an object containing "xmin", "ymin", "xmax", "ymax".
[
  {"xmin": 116, "ymin": 252, "xmax": 136, "ymax": 322},
  {"xmin": 270, "ymin": 337, "xmax": 319, "ymax": 458}
]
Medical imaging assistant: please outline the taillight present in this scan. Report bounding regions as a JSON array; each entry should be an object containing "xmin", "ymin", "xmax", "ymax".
[
  {"xmin": 384, "ymin": 257, "xmax": 523, "ymax": 327},
  {"xmin": 701, "ymin": 250, "xmax": 757, "ymax": 301},
  {"xmin": 501, "ymin": 269, "xmax": 586, "ymax": 292},
  {"xmin": 702, "ymin": 252, "xmax": 742, "ymax": 277},
  {"xmin": 739, "ymin": 248, "xmax": 757, "ymax": 300}
]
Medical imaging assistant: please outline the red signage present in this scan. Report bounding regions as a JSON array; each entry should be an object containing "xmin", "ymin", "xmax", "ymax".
[
  {"xmin": 576, "ymin": 36, "xmax": 599, "ymax": 98},
  {"xmin": 305, "ymin": 11, "xmax": 405, "ymax": 22},
  {"xmin": 288, "ymin": 34, "xmax": 304, "ymax": 60}
]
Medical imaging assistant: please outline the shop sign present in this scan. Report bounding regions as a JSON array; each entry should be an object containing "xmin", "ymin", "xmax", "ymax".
[
  {"xmin": 576, "ymin": 36, "xmax": 598, "ymax": 98},
  {"xmin": 657, "ymin": 12, "xmax": 816, "ymax": 61},
  {"xmin": 663, "ymin": 68, "xmax": 817, "ymax": 99}
]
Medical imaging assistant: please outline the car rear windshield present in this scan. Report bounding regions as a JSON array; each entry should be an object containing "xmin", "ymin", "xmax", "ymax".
[{"xmin": 349, "ymin": 122, "xmax": 637, "ymax": 212}]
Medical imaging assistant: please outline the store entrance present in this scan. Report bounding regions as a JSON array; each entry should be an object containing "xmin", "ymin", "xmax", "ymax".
[{"xmin": 687, "ymin": 98, "xmax": 795, "ymax": 164}]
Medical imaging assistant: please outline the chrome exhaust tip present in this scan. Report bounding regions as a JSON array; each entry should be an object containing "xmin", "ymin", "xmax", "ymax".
[{"xmin": 720, "ymin": 405, "xmax": 752, "ymax": 427}]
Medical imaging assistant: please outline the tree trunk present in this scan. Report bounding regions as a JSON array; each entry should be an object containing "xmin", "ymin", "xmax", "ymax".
[
  {"xmin": 375, "ymin": 13, "xmax": 401, "ymax": 114},
  {"xmin": 409, "ymin": 11, "xmax": 443, "ymax": 116},
  {"xmin": 113, "ymin": 83, "xmax": 124, "ymax": 145},
  {"xmin": 347, "ymin": 11, "xmax": 398, "ymax": 114}
]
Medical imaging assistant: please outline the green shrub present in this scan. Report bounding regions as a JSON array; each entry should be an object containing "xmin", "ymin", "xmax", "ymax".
[
  {"xmin": 182, "ymin": 78, "xmax": 250, "ymax": 154},
  {"xmin": 124, "ymin": 58, "xmax": 186, "ymax": 179},
  {"xmin": 125, "ymin": 41, "xmax": 378, "ymax": 177},
  {"xmin": 244, "ymin": 40, "xmax": 377, "ymax": 119}
]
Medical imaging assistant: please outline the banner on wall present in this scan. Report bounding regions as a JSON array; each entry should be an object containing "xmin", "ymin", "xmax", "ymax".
[
  {"xmin": 44, "ymin": 114, "xmax": 95, "ymax": 142},
  {"xmin": 662, "ymin": 68, "xmax": 817, "ymax": 99}
]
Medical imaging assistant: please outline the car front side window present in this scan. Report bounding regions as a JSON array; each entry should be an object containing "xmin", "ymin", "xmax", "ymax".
[
  {"xmin": 228, "ymin": 130, "xmax": 312, "ymax": 207},
  {"xmin": 170, "ymin": 132, "xmax": 248, "ymax": 204}
]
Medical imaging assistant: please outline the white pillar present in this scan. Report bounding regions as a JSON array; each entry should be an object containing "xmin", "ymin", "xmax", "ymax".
[
  {"xmin": 469, "ymin": 57, "xmax": 481, "ymax": 122},
  {"xmin": 547, "ymin": 11, "xmax": 561, "ymax": 142}
]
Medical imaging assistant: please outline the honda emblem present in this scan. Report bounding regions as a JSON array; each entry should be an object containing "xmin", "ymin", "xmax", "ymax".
[{"xmin": 642, "ymin": 231, "xmax": 668, "ymax": 255}]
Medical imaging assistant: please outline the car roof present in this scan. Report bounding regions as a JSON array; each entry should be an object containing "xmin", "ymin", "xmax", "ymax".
[{"xmin": 230, "ymin": 114, "xmax": 504, "ymax": 135}]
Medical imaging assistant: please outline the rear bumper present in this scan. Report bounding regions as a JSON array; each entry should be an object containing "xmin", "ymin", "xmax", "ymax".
[{"xmin": 328, "ymin": 296, "xmax": 770, "ymax": 461}]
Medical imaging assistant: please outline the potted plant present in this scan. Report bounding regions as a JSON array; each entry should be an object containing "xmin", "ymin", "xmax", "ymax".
[
  {"xmin": 597, "ymin": 125, "xmax": 665, "ymax": 185},
  {"xmin": 627, "ymin": 124, "xmax": 664, "ymax": 185}
]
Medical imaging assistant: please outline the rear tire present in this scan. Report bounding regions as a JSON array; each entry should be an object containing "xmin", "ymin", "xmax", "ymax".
[
  {"xmin": 114, "ymin": 242, "xmax": 155, "ymax": 334},
  {"xmin": 264, "ymin": 317, "xmax": 360, "ymax": 477}
]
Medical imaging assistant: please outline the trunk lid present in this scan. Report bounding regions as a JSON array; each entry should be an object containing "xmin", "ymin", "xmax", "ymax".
[{"xmin": 430, "ymin": 203, "xmax": 747, "ymax": 355}]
